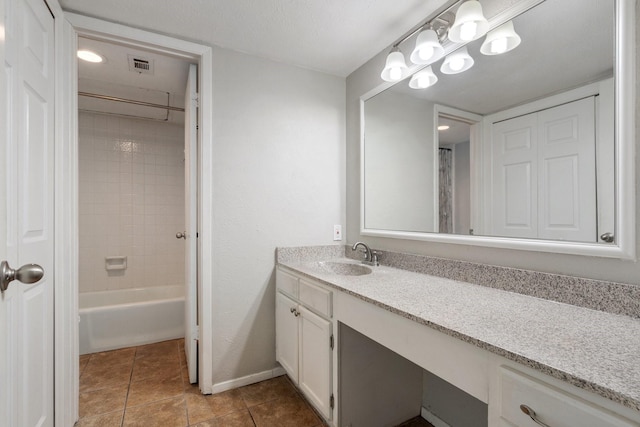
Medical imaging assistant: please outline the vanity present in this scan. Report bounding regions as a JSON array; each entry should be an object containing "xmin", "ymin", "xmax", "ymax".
[{"xmin": 275, "ymin": 247, "xmax": 640, "ymax": 427}]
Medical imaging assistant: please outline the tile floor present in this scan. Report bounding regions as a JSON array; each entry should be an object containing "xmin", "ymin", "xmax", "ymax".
[{"xmin": 77, "ymin": 339, "xmax": 434, "ymax": 427}]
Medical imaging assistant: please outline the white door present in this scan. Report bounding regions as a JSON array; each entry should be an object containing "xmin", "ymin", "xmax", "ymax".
[
  {"xmin": 275, "ymin": 292, "xmax": 299, "ymax": 381},
  {"xmin": 491, "ymin": 113, "xmax": 539, "ymax": 238},
  {"xmin": 298, "ymin": 306, "xmax": 332, "ymax": 420},
  {"xmin": 184, "ymin": 63, "xmax": 199, "ymax": 384},
  {"xmin": 537, "ymin": 97, "xmax": 596, "ymax": 242},
  {"xmin": 0, "ymin": 0, "xmax": 55, "ymax": 425},
  {"xmin": 491, "ymin": 97, "xmax": 596, "ymax": 242}
]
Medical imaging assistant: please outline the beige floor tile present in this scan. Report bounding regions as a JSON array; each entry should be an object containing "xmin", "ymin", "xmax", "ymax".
[
  {"xmin": 239, "ymin": 376, "xmax": 297, "ymax": 407},
  {"xmin": 89, "ymin": 347, "xmax": 136, "ymax": 367},
  {"xmin": 127, "ymin": 373, "xmax": 184, "ymax": 407},
  {"xmin": 123, "ymin": 396, "xmax": 187, "ymax": 427},
  {"xmin": 131, "ymin": 356, "xmax": 181, "ymax": 383},
  {"xmin": 75, "ymin": 410, "xmax": 123, "ymax": 427},
  {"xmin": 186, "ymin": 389, "xmax": 246, "ymax": 425},
  {"xmin": 79, "ymin": 384, "xmax": 128, "ymax": 418},
  {"xmin": 192, "ymin": 409, "xmax": 256, "ymax": 427},
  {"xmin": 80, "ymin": 360, "xmax": 133, "ymax": 393},
  {"xmin": 135, "ymin": 340, "xmax": 180, "ymax": 360},
  {"xmin": 79, "ymin": 354, "xmax": 92, "ymax": 376},
  {"xmin": 397, "ymin": 417, "xmax": 435, "ymax": 427},
  {"xmin": 249, "ymin": 393, "xmax": 320, "ymax": 427}
]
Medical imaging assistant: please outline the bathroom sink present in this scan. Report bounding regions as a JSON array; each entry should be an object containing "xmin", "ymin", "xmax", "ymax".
[{"xmin": 307, "ymin": 261, "xmax": 372, "ymax": 276}]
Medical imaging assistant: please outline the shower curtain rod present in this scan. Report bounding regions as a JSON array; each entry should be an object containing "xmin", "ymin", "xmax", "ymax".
[{"xmin": 78, "ymin": 91, "xmax": 185, "ymax": 112}]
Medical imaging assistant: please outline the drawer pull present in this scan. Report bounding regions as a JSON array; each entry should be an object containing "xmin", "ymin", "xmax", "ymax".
[{"xmin": 520, "ymin": 405, "xmax": 551, "ymax": 427}]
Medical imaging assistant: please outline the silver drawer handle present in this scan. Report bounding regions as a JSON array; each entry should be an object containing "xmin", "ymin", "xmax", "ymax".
[
  {"xmin": 520, "ymin": 405, "xmax": 551, "ymax": 427},
  {"xmin": 600, "ymin": 232, "xmax": 614, "ymax": 243}
]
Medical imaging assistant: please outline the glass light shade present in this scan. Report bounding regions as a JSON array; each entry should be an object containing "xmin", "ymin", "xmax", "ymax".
[
  {"xmin": 448, "ymin": 1, "xmax": 489, "ymax": 43},
  {"xmin": 77, "ymin": 50, "xmax": 104, "ymax": 63},
  {"xmin": 440, "ymin": 47, "xmax": 474, "ymax": 74},
  {"xmin": 410, "ymin": 29, "xmax": 445, "ymax": 65},
  {"xmin": 381, "ymin": 50, "xmax": 408, "ymax": 82},
  {"xmin": 480, "ymin": 21, "xmax": 521, "ymax": 55},
  {"xmin": 409, "ymin": 66, "xmax": 438, "ymax": 89}
]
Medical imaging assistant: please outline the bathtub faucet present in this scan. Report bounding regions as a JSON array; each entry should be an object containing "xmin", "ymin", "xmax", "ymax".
[{"xmin": 351, "ymin": 242, "xmax": 379, "ymax": 267}]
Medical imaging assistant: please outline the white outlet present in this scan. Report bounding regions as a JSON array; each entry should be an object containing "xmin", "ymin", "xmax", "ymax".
[{"xmin": 333, "ymin": 224, "xmax": 342, "ymax": 241}]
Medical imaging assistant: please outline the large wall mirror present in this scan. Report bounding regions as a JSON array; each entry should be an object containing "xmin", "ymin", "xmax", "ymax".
[{"xmin": 360, "ymin": 0, "xmax": 635, "ymax": 258}]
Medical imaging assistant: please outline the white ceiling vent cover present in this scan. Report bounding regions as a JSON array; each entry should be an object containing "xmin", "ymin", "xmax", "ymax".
[{"xmin": 128, "ymin": 54, "xmax": 154, "ymax": 75}]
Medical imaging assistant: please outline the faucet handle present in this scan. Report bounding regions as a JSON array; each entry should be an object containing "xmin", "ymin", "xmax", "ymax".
[{"xmin": 371, "ymin": 250, "xmax": 380, "ymax": 266}]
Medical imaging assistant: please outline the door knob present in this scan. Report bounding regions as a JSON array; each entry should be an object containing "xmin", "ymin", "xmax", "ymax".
[
  {"xmin": 1, "ymin": 260, "xmax": 44, "ymax": 292},
  {"xmin": 176, "ymin": 232, "xmax": 186, "ymax": 239}
]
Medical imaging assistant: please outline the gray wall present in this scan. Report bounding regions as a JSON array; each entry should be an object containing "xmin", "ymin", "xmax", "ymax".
[
  {"xmin": 345, "ymin": 1, "xmax": 640, "ymax": 286},
  {"xmin": 211, "ymin": 46, "xmax": 346, "ymax": 386}
]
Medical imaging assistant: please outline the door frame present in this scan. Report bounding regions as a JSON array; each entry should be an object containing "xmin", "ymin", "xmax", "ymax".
[{"xmin": 56, "ymin": 12, "xmax": 215, "ymax": 422}]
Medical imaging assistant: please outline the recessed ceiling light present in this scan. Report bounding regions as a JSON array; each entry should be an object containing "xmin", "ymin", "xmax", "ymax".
[
  {"xmin": 438, "ymin": 125, "xmax": 450, "ymax": 131},
  {"xmin": 77, "ymin": 50, "xmax": 104, "ymax": 63}
]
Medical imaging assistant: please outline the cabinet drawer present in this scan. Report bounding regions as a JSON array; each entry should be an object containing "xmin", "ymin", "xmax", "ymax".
[
  {"xmin": 299, "ymin": 278, "xmax": 332, "ymax": 318},
  {"xmin": 499, "ymin": 367, "xmax": 635, "ymax": 427},
  {"xmin": 276, "ymin": 268, "xmax": 299, "ymax": 299}
]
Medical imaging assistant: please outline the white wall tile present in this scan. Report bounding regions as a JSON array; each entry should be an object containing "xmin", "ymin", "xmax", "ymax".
[{"xmin": 78, "ymin": 112, "xmax": 186, "ymax": 293}]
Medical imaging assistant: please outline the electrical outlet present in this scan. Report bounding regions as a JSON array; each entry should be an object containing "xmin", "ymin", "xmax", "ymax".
[{"xmin": 333, "ymin": 224, "xmax": 342, "ymax": 241}]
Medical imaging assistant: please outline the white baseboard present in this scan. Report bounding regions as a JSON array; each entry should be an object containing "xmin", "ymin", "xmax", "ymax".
[
  {"xmin": 210, "ymin": 366, "xmax": 287, "ymax": 394},
  {"xmin": 421, "ymin": 407, "xmax": 452, "ymax": 427}
]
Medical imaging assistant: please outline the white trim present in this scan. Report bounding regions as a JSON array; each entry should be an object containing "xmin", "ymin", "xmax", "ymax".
[
  {"xmin": 52, "ymin": 1, "xmax": 80, "ymax": 425},
  {"xmin": 211, "ymin": 367, "xmax": 287, "ymax": 394},
  {"xmin": 421, "ymin": 407, "xmax": 452, "ymax": 427},
  {"xmin": 62, "ymin": 13, "xmax": 215, "ymax": 400},
  {"xmin": 359, "ymin": 0, "xmax": 635, "ymax": 260}
]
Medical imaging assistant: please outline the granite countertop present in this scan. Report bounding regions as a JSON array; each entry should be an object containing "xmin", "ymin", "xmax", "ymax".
[{"xmin": 278, "ymin": 258, "xmax": 640, "ymax": 413}]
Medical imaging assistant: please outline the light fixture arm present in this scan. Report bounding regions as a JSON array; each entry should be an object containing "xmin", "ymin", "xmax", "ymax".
[{"xmin": 391, "ymin": 0, "xmax": 465, "ymax": 49}]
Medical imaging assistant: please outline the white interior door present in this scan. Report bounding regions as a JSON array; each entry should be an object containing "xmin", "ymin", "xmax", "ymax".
[
  {"xmin": 184, "ymin": 63, "xmax": 199, "ymax": 384},
  {"xmin": 537, "ymin": 97, "xmax": 596, "ymax": 242},
  {"xmin": 0, "ymin": 0, "xmax": 55, "ymax": 425},
  {"xmin": 491, "ymin": 113, "xmax": 539, "ymax": 238}
]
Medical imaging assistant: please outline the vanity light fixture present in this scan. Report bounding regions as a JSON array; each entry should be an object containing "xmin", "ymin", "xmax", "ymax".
[
  {"xmin": 441, "ymin": 47, "xmax": 474, "ymax": 74},
  {"xmin": 77, "ymin": 49, "xmax": 104, "ymax": 63},
  {"xmin": 448, "ymin": 1, "xmax": 489, "ymax": 43},
  {"xmin": 480, "ymin": 20, "xmax": 521, "ymax": 55},
  {"xmin": 410, "ymin": 28, "xmax": 445, "ymax": 64},
  {"xmin": 409, "ymin": 66, "xmax": 438, "ymax": 89},
  {"xmin": 381, "ymin": 47, "xmax": 408, "ymax": 82}
]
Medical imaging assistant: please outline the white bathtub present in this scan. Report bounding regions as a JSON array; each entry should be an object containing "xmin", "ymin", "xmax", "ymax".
[{"xmin": 79, "ymin": 286, "xmax": 185, "ymax": 355}]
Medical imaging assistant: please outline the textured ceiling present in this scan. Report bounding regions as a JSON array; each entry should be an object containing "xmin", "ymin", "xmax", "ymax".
[{"xmin": 59, "ymin": 0, "xmax": 445, "ymax": 77}]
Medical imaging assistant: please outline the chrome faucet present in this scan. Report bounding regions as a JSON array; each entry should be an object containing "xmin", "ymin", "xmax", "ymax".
[{"xmin": 351, "ymin": 242, "xmax": 379, "ymax": 266}]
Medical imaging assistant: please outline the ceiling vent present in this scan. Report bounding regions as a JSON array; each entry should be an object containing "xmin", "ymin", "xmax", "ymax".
[{"xmin": 128, "ymin": 54, "xmax": 154, "ymax": 75}]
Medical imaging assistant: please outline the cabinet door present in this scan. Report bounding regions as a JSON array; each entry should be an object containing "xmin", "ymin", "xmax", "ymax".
[
  {"xmin": 276, "ymin": 292, "xmax": 299, "ymax": 382},
  {"xmin": 299, "ymin": 306, "xmax": 332, "ymax": 420}
]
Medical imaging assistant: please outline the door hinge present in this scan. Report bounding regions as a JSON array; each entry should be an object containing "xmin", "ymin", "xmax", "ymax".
[
  {"xmin": 330, "ymin": 334, "xmax": 334, "ymax": 350},
  {"xmin": 330, "ymin": 393, "xmax": 334, "ymax": 409},
  {"xmin": 193, "ymin": 325, "xmax": 200, "ymax": 342},
  {"xmin": 192, "ymin": 92, "xmax": 200, "ymax": 108}
]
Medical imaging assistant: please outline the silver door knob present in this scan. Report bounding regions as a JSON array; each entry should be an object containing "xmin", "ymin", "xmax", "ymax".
[
  {"xmin": 600, "ymin": 232, "xmax": 614, "ymax": 243},
  {"xmin": 176, "ymin": 232, "xmax": 186, "ymax": 239},
  {"xmin": 1, "ymin": 260, "xmax": 44, "ymax": 292}
]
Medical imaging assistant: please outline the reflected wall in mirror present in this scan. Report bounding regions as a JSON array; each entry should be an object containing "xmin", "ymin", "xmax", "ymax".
[{"xmin": 362, "ymin": 0, "xmax": 618, "ymax": 246}]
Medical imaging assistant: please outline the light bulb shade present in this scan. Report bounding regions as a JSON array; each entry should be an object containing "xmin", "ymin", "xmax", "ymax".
[
  {"xmin": 480, "ymin": 21, "xmax": 521, "ymax": 55},
  {"xmin": 440, "ymin": 47, "xmax": 474, "ymax": 74},
  {"xmin": 448, "ymin": 1, "xmax": 489, "ymax": 43},
  {"xmin": 409, "ymin": 66, "xmax": 438, "ymax": 89},
  {"xmin": 410, "ymin": 29, "xmax": 445, "ymax": 65},
  {"xmin": 381, "ymin": 50, "xmax": 408, "ymax": 82}
]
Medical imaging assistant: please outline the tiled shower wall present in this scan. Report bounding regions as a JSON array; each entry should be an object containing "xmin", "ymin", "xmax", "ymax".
[{"xmin": 78, "ymin": 112, "xmax": 185, "ymax": 293}]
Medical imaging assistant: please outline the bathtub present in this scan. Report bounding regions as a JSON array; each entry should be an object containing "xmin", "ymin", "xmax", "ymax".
[{"xmin": 79, "ymin": 286, "xmax": 185, "ymax": 355}]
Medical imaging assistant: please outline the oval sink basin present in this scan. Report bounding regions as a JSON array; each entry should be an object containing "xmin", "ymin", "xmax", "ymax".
[{"xmin": 308, "ymin": 261, "xmax": 372, "ymax": 276}]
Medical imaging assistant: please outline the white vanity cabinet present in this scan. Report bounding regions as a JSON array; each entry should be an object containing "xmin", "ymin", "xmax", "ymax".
[{"xmin": 276, "ymin": 267, "xmax": 333, "ymax": 421}]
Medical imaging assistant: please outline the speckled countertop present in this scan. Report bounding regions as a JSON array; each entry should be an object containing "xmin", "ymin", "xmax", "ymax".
[{"xmin": 278, "ymin": 258, "xmax": 640, "ymax": 413}]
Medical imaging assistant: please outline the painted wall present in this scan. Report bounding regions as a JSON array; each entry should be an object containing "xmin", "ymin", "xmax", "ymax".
[
  {"xmin": 345, "ymin": 2, "xmax": 640, "ymax": 286},
  {"xmin": 453, "ymin": 141, "xmax": 471, "ymax": 235},
  {"xmin": 210, "ymin": 47, "xmax": 345, "ymax": 386},
  {"xmin": 364, "ymin": 90, "xmax": 436, "ymax": 232},
  {"xmin": 78, "ymin": 112, "xmax": 185, "ymax": 293}
]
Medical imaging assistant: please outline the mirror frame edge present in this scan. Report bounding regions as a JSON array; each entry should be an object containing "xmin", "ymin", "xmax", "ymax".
[{"xmin": 359, "ymin": 0, "xmax": 636, "ymax": 260}]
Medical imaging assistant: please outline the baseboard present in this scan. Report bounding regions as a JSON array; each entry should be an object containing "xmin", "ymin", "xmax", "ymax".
[
  {"xmin": 210, "ymin": 366, "xmax": 287, "ymax": 394},
  {"xmin": 421, "ymin": 407, "xmax": 452, "ymax": 427}
]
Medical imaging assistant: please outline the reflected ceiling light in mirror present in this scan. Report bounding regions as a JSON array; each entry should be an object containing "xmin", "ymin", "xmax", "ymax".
[
  {"xmin": 381, "ymin": 48, "xmax": 408, "ymax": 82},
  {"xmin": 441, "ymin": 47, "xmax": 474, "ymax": 74},
  {"xmin": 480, "ymin": 21, "xmax": 521, "ymax": 55},
  {"xmin": 410, "ymin": 28, "xmax": 445, "ymax": 64},
  {"xmin": 448, "ymin": 1, "xmax": 489, "ymax": 43},
  {"xmin": 77, "ymin": 50, "xmax": 104, "ymax": 63},
  {"xmin": 409, "ymin": 66, "xmax": 438, "ymax": 89},
  {"xmin": 438, "ymin": 125, "xmax": 450, "ymax": 131}
]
